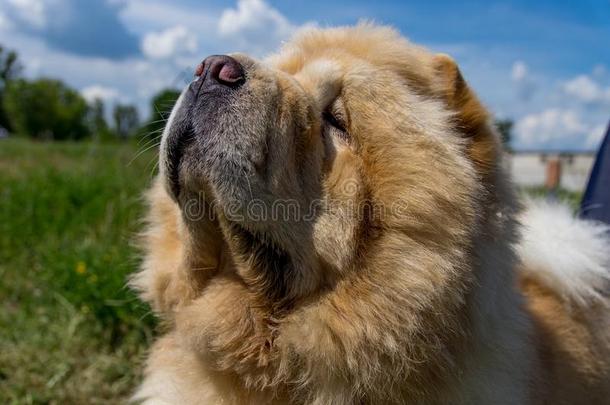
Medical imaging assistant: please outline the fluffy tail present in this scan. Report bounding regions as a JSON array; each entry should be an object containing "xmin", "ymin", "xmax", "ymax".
[{"xmin": 517, "ymin": 199, "xmax": 610, "ymax": 305}]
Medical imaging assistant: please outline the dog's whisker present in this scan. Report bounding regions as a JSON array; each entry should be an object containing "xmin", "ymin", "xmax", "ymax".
[
  {"xmin": 128, "ymin": 141, "xmax": 161, "ymax": 166},
  {"xmin": 136, "ymin": 135, "xmax": 162, "ymax": 153}
]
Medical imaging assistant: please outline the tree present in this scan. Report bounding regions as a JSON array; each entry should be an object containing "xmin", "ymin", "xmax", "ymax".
[
  {"xmin": 88, "ymin": 98, "xmax": 114, "ymax": 141},
  {"xmin": 140, "ymin": 89, "xmax": 181, "ymax": 139},
  {"xmin": 4, "ymin": 78, "xmax": 90, "ymax": 140},
  {"xmin": 0, "ymin": 45, "xmax": 23, "ymax": 131},
  {"xmin": 113, "ymin": 104, "xmax": 139, "ymax": 140},
  {"xmin": 495, "ymin": 119, "xmax": 513, "ymax": 152}
]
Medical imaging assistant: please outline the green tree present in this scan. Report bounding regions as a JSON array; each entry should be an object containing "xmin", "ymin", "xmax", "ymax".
[
  {"xmin": 88, "ymin": 98, "xmax": 114, "ymax": 141},
  {"xmin": 113, "ymin": 104, "xmax": 139, "ymax": 140},
  {"xmin": 140, "ymin": 89, "xmax": 180, "ymax": 139},
  {"xmin": 0, "ymin": 45, "xmax": 23, "ymax": 131},
  {"xmin": 495, "ymin": 119, "xmax": 513, "ymax": 152},
  {"xmin": 4, "ymin": 78, "xmax": 90, "ymax": 140}
]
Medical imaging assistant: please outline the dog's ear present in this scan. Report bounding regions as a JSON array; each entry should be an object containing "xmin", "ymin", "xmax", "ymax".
[{"xmin": 432, "ymin": 54, "xmax": 499, "ymax": 176}]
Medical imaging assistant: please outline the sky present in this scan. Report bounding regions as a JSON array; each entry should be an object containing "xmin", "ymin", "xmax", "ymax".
[{"xmin": 0, "ymin": 0, "xmax": 609, "ymax": 151}]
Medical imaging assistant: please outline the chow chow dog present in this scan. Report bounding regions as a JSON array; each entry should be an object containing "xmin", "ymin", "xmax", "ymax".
[{"xmin": 132, "ymin": 25, "xmax": 610, "ymax": 404}]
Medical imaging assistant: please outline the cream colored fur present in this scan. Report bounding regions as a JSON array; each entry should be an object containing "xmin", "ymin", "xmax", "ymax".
[
  {"xmin": 132, "ymin": 24, "xmax": 610, "ymax": 404},
  {"xmin": 518, "ymin": 199, "xmax": 610, "ymax": 305}
]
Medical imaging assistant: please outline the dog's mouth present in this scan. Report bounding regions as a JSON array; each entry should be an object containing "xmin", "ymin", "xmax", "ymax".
[{"xmin": 165, "ymin": 121, "xmax": 195, "ymax": 201}]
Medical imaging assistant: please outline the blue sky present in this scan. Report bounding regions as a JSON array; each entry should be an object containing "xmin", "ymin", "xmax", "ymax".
[{"xmin": 1, "ymin": 0, "xmax": 609, "ymax": 150}]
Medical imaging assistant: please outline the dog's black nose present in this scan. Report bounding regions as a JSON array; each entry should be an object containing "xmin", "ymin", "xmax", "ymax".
[{"xmin": 195, "ymin": 55, "xmax": 245, "ymax": 87}]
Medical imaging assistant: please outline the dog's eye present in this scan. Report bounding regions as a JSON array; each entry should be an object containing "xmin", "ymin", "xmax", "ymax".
[
  {"xmin": 322, "ymin": 107, "xmax": 350, "ymax": 142},
  {"xmin": 323, "ymin": 111, "xmax": 345, "ymax": 132}
]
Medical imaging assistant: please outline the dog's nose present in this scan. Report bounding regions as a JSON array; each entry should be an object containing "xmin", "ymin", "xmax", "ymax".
[{"xmin": 195, "ymin": 55, "xmax": 245, "ymax": 87}]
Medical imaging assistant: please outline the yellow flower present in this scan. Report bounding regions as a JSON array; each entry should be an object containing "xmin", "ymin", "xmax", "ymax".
[{"xmin": 75, "ymin": 261, "xmax": 87, "ymax": 275}]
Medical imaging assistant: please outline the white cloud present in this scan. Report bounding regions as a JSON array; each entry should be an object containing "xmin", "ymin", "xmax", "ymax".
[
  {"xmin": 562, "ymin": 74, "xmax": 610, "ymax": 105},
  {"xmin": 510, "ymin": 60, "xmax": 536, "ymax": 101},
  {"xmin": 7, "ymin": 0, "xmax": 48, "ymax": 28},
  {"xmin": 511, "ymin": 61, "xmax": 528, "ymax": 82},
  {"xmin": 515, "ymin": 108, "xmax": 602, "ymax": 149},
  {"xmin": 6, "ymin": 0, "xmax": 141, "ymax": 59},
  {"xmin": 508, "ymin": 65, "xmax": 610, "ymax": 150},
  {"xmin": 0, "ymin": 10, "xmax": 12, "ymax": 30},
  {"xmin": 592, "ymin": 64, "xmax": 607, "ymax": 79},
  {"xmin": 218, "ymin": 0, "xmax": 303, "ymax": 55},
  {"xmin": 81, "ymin": 85, "xmax": 121, "ymax": 103},
  {"xmin": 586, "ymin": 124, "xmax": 608, "ymax": 149},
  {"xmin": 120, "ymin": 0, "xmax": 218, "ymax": 32},
  {"xmin": 219, "ymin": 0, "xmax": 293, "ymax": 37},
  {"xmin": 141, "ymin": 25, "xmax": 198, "ymax": 60}
]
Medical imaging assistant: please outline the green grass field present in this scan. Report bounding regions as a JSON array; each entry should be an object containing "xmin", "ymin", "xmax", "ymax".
[
  {"xmin": 0, "ymin": 138, "xmax": 584, "ymax": 404},
  {"xmin": 0, "ymin": 138, "xmax": 158, "ymax": 404}
]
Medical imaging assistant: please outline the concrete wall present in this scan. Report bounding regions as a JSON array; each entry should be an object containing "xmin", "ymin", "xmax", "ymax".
[{"xmin": 508, "ymin": 152, "xmax": 595, "ymax": 192}]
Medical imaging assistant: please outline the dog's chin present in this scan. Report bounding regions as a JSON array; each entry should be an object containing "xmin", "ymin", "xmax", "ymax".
[{"xmin": 170, "ymin": 164, "xmax": 275, "ymax": 247}]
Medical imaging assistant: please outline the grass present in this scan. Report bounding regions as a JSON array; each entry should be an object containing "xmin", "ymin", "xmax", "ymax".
[
  {"xmin": 0, "ymin": 138, "xmax": 158, "ymax": 404},
  {"xmin": 521, "ymin": 186, "xmax": 583, "ymax": 213},
  {"xmin": 0, "ymin": 138, "xmax": 584, "ymax": 403}
]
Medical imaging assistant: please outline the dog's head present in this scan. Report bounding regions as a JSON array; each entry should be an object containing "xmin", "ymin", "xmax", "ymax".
[{"xmin": 159, "ymin": 24, "xmax": 508, "ymax": 304}]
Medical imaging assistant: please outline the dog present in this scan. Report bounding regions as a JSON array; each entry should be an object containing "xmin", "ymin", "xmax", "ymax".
[{"xmin": 131, "ymin": 24, "xmax": 610, "ymax": 404}]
